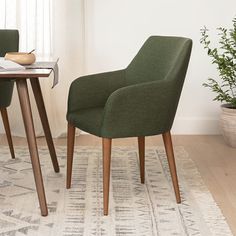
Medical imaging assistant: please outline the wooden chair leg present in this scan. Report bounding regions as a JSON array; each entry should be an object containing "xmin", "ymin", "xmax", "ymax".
[
  {"xmin": 102, "ymin": 138, "xmax": 112, "ymax": 216},
  {"xmin": 1, "ymin": 108, "xmax": 15, "ymax": 159},
  {"xmin": 138, "ymin": 136, "xmax": 145, "ymax": 184},
  {"xmin": 66, "ymin": 122, "xmax": 75, "ymax": 189},
  {"xmin": 162, "ymin": 131, "xmax": 181, "ymax": 203}
]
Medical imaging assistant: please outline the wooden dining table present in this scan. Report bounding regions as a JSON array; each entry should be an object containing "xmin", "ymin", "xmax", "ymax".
[{"xmin": 0, "ymin": 68, "xmax": 60, "ymax": 216}]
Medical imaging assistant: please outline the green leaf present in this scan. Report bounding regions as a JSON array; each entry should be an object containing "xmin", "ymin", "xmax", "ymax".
[{"xmin": 200, "ymin": 16, "xmax": 236, "ymax": 107}]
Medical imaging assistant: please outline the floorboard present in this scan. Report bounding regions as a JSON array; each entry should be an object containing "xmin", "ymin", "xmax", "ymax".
[{"xmin": 1, "ymin": 134, "xmax": 236, "ymax": 234}]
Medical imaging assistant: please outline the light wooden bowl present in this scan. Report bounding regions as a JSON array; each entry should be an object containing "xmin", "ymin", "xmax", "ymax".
[{"xmin": 5, "ymin": 52, "xmax": 36, "ymax": 65}]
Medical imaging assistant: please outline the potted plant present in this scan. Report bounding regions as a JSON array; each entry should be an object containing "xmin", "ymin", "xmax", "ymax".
[{"xmin": 200, "ymin": 17, "xmax": 236, "ymax": 147}]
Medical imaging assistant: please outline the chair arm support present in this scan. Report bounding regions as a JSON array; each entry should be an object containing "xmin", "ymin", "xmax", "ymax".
[
  {"xmin": 67, "ymin": 70, "xmax": 126, "ymax": 113},
  {"xmin": 101, "ymin": 79, "xmax": 182, "ymax": 138}
]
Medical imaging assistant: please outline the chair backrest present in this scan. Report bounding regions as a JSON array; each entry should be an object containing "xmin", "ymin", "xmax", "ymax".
[
  {"xmin": 126, "ymin": 36, "xmax": 192, "ymax": 86},
  {"xmin": 0, "ymin": 30, "xmax": 19, "ymax": 57},
  {"xmin": 0, "ymin": 30, "xmax": 19, "ymax": 108}
]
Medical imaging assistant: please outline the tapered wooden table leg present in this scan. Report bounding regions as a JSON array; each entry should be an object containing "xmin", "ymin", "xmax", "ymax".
[
  {"xmin": 16, "ymin": 79, "xmax": 48, "ymax": 216},
  {"xmin": 30, "ymin": 78, "xmax": 59, "ymax": 173},
  {"xmin": 1, "ymin": 108, "xmax": 15, "ymax": 159}
]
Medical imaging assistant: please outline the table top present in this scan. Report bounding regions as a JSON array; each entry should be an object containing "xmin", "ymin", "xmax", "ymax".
[{"xmin": 0, "ymin": 68, "xmax": 52, "ymax": 78}]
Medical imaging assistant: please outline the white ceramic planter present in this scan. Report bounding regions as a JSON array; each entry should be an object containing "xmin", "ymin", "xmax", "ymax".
[{"xmin": 220, "ymin": 104, "xmax": 236, "ymax": 148}]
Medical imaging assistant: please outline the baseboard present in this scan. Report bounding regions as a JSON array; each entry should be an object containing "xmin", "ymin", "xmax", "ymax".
[
  {"xmin": 172, "ymin": 117, "xmax": 220, "ymax": 134},
  {"xmin": 0, "ymin": 117, "xmax": 220, "ymax": 136}
]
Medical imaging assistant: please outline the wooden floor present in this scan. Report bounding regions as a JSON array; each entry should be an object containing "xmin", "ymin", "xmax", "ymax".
[{"xmin": 1, "ymin": 134, "xmax": 236, "ymax": 235}]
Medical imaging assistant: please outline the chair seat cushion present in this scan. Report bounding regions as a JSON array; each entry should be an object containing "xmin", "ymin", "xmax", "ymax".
[{"xmin": 67, "ymin": 107, "xmax": 104, "ymax": 137}]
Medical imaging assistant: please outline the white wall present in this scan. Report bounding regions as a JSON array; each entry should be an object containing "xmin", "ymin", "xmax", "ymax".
[
  {"xmin": 0, "ymin": 0, "xmax": 84, "ymax": 137},
  {"xmin": 84, "ymin": 0, "xmax": 236, "ymax": 134},
  {"xmin": 1, "ymin": 1, "xmax": 235, "ymax": 136}
]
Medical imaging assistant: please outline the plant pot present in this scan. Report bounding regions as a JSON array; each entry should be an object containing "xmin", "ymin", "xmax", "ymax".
[{"xmin": 220, "ymin": 104, "xmax": 236, "ymax": 148}]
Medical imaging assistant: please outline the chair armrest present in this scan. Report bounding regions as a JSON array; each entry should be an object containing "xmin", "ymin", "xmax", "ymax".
[
  {"xmin": 67, "ymin": 69, "xmax": 126, "ymax": 113},
  {"xmin": 101, "ymin": 79, "xmax": 182, "ymax": 138}
]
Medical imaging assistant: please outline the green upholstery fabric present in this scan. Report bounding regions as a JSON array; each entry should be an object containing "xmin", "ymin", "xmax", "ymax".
[
  {"xmin": 67, "ymin": 36, "xmax": 192, "ymax": 138},
  {"xmin": 0, "ymin": 80, "xmax": 15, "ymax": 108},
  {"xmin": 0, "ymin": 30, "xmax": 19, "ymax": 108},
  {"xmin": 69, "ymin": 107, "xmax": 104, "ymax": 136}
]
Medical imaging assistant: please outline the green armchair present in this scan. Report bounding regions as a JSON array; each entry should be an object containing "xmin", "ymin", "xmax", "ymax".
[
  {"xmin": 0, "ymin": 30, "xmax": 19, "ymax": 159},
  {"xmin": 66, "ymin": 36, "xmax": 192, "ymax": 215}
]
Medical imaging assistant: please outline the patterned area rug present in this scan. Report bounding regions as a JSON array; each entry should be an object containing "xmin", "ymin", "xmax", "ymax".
[{"xmin": 0, "ymin": 146, "xmax": 232, "ymax": 236}]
